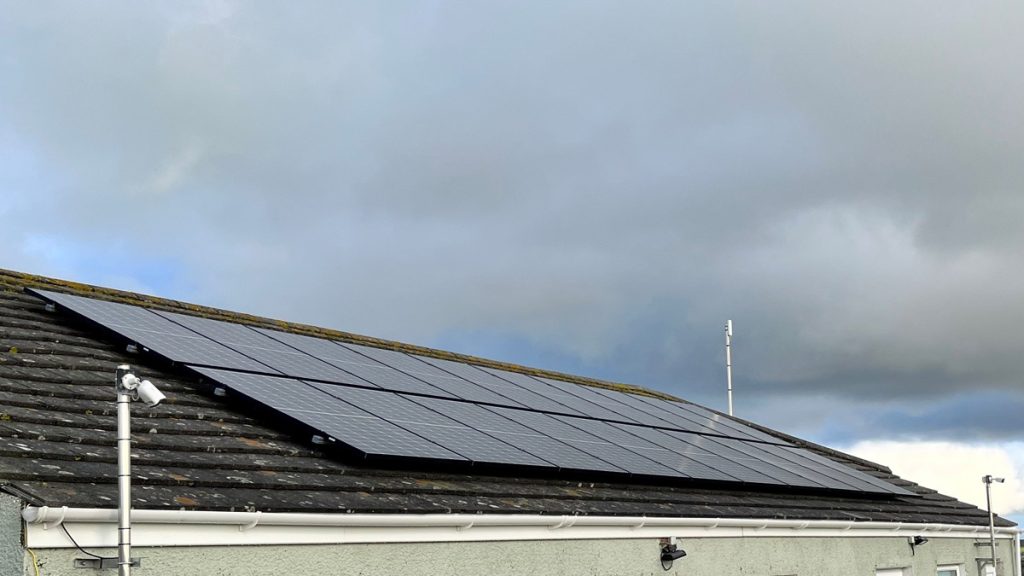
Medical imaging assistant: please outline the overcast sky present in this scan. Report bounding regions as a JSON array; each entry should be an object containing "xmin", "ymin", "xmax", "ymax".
[{"xmin": 2, "ymin": 2, "xmax": 1022, "ymax": 518}]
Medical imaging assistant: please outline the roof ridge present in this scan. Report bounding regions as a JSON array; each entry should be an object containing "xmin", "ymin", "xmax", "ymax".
[{"xmin": 0, "ymin": 267, "xmax": 678, "ymax": 400}]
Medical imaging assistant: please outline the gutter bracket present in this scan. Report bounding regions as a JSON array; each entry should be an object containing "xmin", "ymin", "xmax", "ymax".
[
  {"xmin": 239, "ymin": 511, "xmax": 261, "ymax": 532},
  {"xmin": 43, "ymin": 506, "xmax": 68, "ymax": 530}
]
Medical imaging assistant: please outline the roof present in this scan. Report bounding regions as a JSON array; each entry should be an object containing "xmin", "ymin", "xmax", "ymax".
[{"xmin": 0, "ymin": 268, "xmax": 1013, "ymax": 527}]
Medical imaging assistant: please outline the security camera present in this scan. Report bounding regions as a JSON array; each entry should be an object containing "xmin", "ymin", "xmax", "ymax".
[
  {"xmin": 117, "ymin": 366, "xmax": 166, "ymax": 407},
  {"xmin": 136, "ymin": 379, "xmax": 166, "ymax": 407}
]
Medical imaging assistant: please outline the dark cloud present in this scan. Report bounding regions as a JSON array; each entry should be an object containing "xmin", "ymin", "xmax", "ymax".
[{"xmin": 1, "ymin": 1, "xmax": 1023, "ymax": 443}]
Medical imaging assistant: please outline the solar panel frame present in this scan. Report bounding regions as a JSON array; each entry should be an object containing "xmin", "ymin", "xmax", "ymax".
[
  {"xmin": 154, "ymin": 311, "xmax": 296, "ymax": 351},
  {"xmin": 587, "ymin": 387, "xmax": 698, "ymax": 427},
  {"xmin": 413, "ymin": 356, "xmax": 571, "ymax": 413},
  {"xmin": 661, "ymin": 432, "xmax": 822, "ymax": 489},
  {"xmin": 619, "ymin": 395, "xmax": 765, "ymax": 441},
  {"xmin": 766, "ymin": 444, "xmax": 914, "ymax": 495},
  {"xmin": 709, "ymin": 437, "xmax": 832, "ymax": 490},
  {"xmin": 31, "ymin": 289, "xmax": 913, "ymax": 496},
  {"xmin": 344, "ymin": 346, "xmax": 520, "ymax": 406},
  {"xmin": 32, "ymin": 290, "xmax": 272, "ymax": 372},
  {"xmin": 406, "ymin": 396, "xmax": 625, "ymax": 473},
  {"xmin": 256, "ymin": 329, "xmax": 457, "ymax": 397},
  {"xmin": 603, "ymin": 422, "xmax": 741, "ymax": 482},
  {"xmin": 552, "ymin": 415, "xmax": 697, "ymax": 473},
  {"xmin": 326, "ymin": 345, "xmax": 457, "ymax": 397},
  {"xmin": 189, "ymin": 367, "xmax": 465, "ymax": 461},
  {"xmin": 647, "ymin": 431, "xmax": 788, "ymax": 486},
  {"xmin": 532, "ymin": 377, "xmax": 656, "ymax": 425},
  {"xmin": 474, "ymin": 367, "xmax": 589, "ymax": 416},
  {"xmin": 487, "ymin": 407, "xmax": 683, "ymax": 477},
  {"xmin": 665, "ymin": 400, "xmax": 792, "ymax": 445},
  {"xmin": 517, "ymin": 376, "xmax": 635, "ymax": 422},
  {"xmin": 154, "ymin": 311, "xmax": 370, "ymax": 385},
  {"xmin": 307, "ymin": 384, "xmax": 552, "ymax": 467}
]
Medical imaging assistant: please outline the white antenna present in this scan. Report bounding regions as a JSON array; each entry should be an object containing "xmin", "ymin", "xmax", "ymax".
[{"xmin": 725, "ymin": 320, "xmax": 734, "ymax": 416}]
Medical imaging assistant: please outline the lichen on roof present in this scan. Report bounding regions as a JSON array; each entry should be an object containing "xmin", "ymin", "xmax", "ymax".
[{"xmin": 0, "ymin": 268, "xmax": 679, "ymax": 400}]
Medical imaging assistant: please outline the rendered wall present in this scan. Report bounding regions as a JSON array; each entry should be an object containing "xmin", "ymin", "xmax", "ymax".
[
  {"xmin": 0, "ymin": 494, "xmax": 22, "ymax": 576},
  {"xmin": 20, "ymin": 535, "xmax": 1015, "ymax": 576}
]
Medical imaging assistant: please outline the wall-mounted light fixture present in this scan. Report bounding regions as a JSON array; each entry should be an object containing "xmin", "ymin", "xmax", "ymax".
[
  {"xmin": 660, "ymin": 537, "xmax": 687, "ymax": 571},
  {"xmin": 908, "ymin": 535, "xmax": 929, "ymax": 554}
]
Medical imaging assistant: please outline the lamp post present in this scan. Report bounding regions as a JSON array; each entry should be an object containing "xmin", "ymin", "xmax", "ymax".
[{"xmin": 983, "ymin": 474, "xmax": 1005, "ymax": 575}]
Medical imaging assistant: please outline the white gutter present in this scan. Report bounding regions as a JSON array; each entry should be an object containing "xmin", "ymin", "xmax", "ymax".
[{"xmin": 22, "ymin": 506, "xmax": 1022, "ymax": 549}]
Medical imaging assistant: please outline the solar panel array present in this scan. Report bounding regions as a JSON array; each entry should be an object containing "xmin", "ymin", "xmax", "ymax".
[{"xmin": 30, "ymin": 288, "xmax": 912, "ymax": 496}]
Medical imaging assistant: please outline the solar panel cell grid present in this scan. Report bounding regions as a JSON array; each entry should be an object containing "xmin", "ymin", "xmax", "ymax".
[
  {"xmin": 589, "ymin": 388, "xmax": 714, "ymax": 434},
  {"xmin": 307, "ymin": 384, "xmax": 554, "ymax": 467},
  {"xmin": 352, "ymin": 346, "xmax": 519, "ymax": 406},
  {"xmin": 607, "ymin": 423, "xmax": 743, "ymax": 482},
  {"xmin": 189, "ymin": 367, "xmax": 463, "ymax": 460},
  {"xmin": 32, "ymin": 289, "xmax": 911, "ymax": 495},
  {"xmin": 533, "ymin": 377, "xmax": 657, "ymax": 424},
  {"xmin": 669, "ymin": 433, "xmax": 820, "ymax": 488},
  {"xmin": 405, "ymin": 396, "xmax": 626, "ymax": 471},
  {"xmin": 475, "ymin": 367, "xmax": 587, "ymax": 416},
  {"xmin": 776, "ymin": 445, "xmax": 913, "ymax": 494},
  {"xmin": 716, "ymin": 438, "xmax": 832, "ymax": 489},
  {"xmin": 755, "ymin": 443, "xmax": 865, "ymax": 492},
  {"xmin": 619, "ymin": 395, "xmax": 749, "ymax": 439},
  {"xmin": 34, "ymin": 291, "xmax": 184, "ymax": 333},
  {"xmin": 413, "ymin": 356, "xmax": 560, "ymax": 409},
  {"xmin": 488, "ymin": 407, "xmax": 682, "ymax": 477},
  {"xmin": 526, "ymin": 377, "xmax": 634, "ymax": 422},
  {"xmin": 155, "ymin": 311, "xmax": 295, "ymax": 351},
  {"xmin": 669, "ymin": 401, "xmax": 790, "ymax": 445},
  {"xmin": 33, "ymin": 290, "xmax": 271, "ymax": 372}
]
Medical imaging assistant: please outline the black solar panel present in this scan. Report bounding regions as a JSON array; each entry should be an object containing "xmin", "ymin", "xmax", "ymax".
[
  {"xmin": 343, "ymin": 345, "xmax": 518, "ymax": 406},
  {"xmin": 154, "ymin": 310, "xmax": 365, "ymax": 384},
  {"xmin": 30, "ymin": 288, "xmax": 915, "ymax": 496},
  {"xmin": 33, "ymin": 290, "xmax": 269, "ymax": 372},
  {"xmin": 521, "ymin": 376, "xmax": 634, "ymax": 422},
  {"xmin": 256, "ymin": 329, "xmax": 454, "ymax": 397},
  {"xmin": 190, "ymin": 367, "xmax": 463, "ymax": 460},
  {"xmin": 663, "ymin": 399, "xmax": 791, "ymax": 445},
  {"xmin": 416, "ymin": 357, "xmax": 581, "ymax": 415},
  {"xmin": 308, "ymin": 383, "xmax": 551, "ymax": 467},
  {"xmin": 406, "ymin": 396, "xmax": 625, "ymax": 473},
  {"xmin": 489, "ymin": 408, "xmax": 684, "ymax": 477},
  {"xmin": 475, "ymin": 367, "xmax": 588, "ymax": 416},
  {"xmin": 602, "ymin": 423, "xmax": 739, "ymax": 481}
]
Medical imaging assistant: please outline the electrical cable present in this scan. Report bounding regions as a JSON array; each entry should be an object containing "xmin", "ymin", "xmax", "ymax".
[
  {"xmin": 60, "ymin": 523, "xmax": 115, "ymax": 561},
  {"xmin": 26, "ymin": 548, "xmax": 41, "ymax": 576}
]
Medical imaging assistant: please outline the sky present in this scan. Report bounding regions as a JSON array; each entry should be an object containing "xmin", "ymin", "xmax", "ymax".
[{"xmin": 2, "ymin": 2, "xmax": 1022, "ymax": 520}]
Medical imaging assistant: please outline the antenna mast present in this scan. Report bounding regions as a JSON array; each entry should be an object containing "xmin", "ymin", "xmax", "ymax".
[{"xmin": 725, "ymin": 320, "xmax": 734, "ymax": 416}]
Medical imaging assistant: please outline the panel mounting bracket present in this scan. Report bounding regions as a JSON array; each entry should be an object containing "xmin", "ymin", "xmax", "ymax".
[{"xmin": 74, "ymin": 557, "xmax": 140, "ymax": 570}]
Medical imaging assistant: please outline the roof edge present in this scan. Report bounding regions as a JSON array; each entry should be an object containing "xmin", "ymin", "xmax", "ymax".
[{"xmin": 0, "ymin": 268, "xmax": 678, "ymax": 400}]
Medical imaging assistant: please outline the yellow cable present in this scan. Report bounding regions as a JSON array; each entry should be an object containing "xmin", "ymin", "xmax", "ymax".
[{"xmin": 26, "ymin": 548, "xmax": 41, "ymax": 576}]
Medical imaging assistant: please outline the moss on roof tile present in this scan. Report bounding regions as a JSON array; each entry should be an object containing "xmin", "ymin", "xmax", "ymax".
[{"xmin": 0, "ymin": 268, "xmax": 679, "ymax": 400}]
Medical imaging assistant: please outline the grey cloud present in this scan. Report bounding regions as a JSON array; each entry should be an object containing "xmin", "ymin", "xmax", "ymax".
[{"xmin": 1, "ymin": 1, "xmax": 1023, "ymax": 442}]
